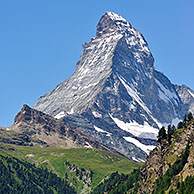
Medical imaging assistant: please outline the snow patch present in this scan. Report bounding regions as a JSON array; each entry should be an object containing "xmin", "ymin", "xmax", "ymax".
[
  {"xmin": 92, "ymin": 111, "xmax": 102, "ymax": 118},
  {"xmin": 84, "ymin": 142, "xmax": 93, "ymax": 149},
  {"xmin": 106, "ymin": 11, "xmax": 128, "ymax": 24},
  {"xmin": 54, "ymin": 111, "xmax": 66, "ymax": 119},
  {"xmin": 123, "ymin": 136, "xmax": 155, "ymax": 155},
  {"xmin": 132, "ymin": 157, "xmax": 139, "ymax": 162},
  {"xmin": 188, "ymin": 90, "xmax": 194, "ymax": 98},
  {"xmin": 94, "ymin": 126, "xmax": 112, "ymax": 136},
  {"xmin": 67, "ymin": 108, "xmax": 74, "ymax": 114},
  {"xmin": 110, "ymin": 115, "xmax": 158, "ymax": 140},
  {"xmin": 94, "ymin": 126, "xmax": 106, "ymax": 133}
]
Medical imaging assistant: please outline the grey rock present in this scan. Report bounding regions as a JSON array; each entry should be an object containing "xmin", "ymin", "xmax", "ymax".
[
  {"xmin": 34, "ymin": 12, "xmax": 188, "ymax": 161},
  {"xmin": 175, "ymin": 84, "xmax": 194, "ymax": 114}
]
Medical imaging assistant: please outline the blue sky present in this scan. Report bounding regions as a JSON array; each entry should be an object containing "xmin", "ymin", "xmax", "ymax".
[{"xmin": 0, "ymin": 0, "xmax": 194, "ymax": 127}]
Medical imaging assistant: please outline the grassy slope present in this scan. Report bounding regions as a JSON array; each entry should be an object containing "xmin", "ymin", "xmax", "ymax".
[{"xmin": 0, "ymin": 143, "xmax": 140, "ymax": 192}]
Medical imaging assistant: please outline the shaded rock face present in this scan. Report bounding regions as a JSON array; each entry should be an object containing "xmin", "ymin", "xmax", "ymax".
[
  {"xmin": 11, "ymin": 104, "xmax": 118, "ymax": 154},
  {"xmin": 34, "ymin": 12, "xmax": 186, "ymax": 161},
  {"xmin": 175, "ymin": 84, "xmax": 194, "ymax": 114}
]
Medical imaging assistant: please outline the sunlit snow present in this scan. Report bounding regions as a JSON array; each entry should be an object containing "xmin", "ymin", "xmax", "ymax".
[
  {"xmin": 94, "ymin": 126, "xmax": 112, "ymax": 136},
  {"xmin": 84, "ymin": 142, "xmax": 93, "ymax": 149},
  {"xmin": 188, "ymin": 90, "xmax": 194, "ymax": 98},
  {"xmin": 54, "ymin": 111, "xmax": 66, "ymax": 119},
  {"xmin": 123, "ymin": 136, "xmax": 155, "ymax": 155},
  {"xmin": 110, "ymin": 115, "xmax": 158, "ymax": 140}
]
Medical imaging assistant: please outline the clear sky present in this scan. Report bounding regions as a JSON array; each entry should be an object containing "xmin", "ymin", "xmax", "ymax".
[{"xmin": 0, "ymin": 0, "xmax": 194, "ymax": 127}]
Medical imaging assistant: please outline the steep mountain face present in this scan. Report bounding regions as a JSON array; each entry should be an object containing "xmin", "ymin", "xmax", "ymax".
[
  {"xmin": 34, "ymin": 12, "xmax": 184, "ymax": 161},
  {"xmin": 8, "ymin": 104, "xmax": 118, "ymax": 154},
  {"xmin": 137, "ymin": 120, "xmax": 194, "ymax": 194},
  {"xmin": 175, "ymin": 84, "xmax": 194, "ymax": 114}
]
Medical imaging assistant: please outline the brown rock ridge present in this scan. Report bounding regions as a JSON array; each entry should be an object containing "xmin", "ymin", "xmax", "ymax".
[{"xmin": 8, "ymin": 104, "xmax": 120, "ymax": 154}]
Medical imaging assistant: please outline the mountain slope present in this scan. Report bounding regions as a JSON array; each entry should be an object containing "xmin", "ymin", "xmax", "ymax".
[
  {"xmin": 0, "ymin": 104, "xmax": 140, "ymax": 193},
  {"xmin": 175, "ymin": 84, "xmax": 194, "ymax": 114},
  {"xmin": 91, "ymin": 117, "xmax": 194, "ymax": 194},
  {"xmin": 137, "ymin": 118, "xmax": 194, "ymax": 193},
  {"xmin": 0, "ymin": 153, "xmax": 76, "ymax": 194},
  {"xmin": 34, "ymin": 12, "xmax": 185, "ymax": 161}
]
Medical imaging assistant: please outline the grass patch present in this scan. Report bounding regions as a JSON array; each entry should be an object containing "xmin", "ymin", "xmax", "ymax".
[{"xmin": 0, "ymin": 143, "xmax": 140, "ymax": 191}]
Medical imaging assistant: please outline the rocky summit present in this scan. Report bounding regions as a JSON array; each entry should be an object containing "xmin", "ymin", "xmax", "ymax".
[{"xmin": 34, "ymin": 12, "xmax": 193, "ymax": 161}]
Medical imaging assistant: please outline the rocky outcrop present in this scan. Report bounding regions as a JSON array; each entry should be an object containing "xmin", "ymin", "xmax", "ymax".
[
  {"xmin": 137, "ymin": 120, "xmax": 194, "ymax": 193},
  {"xmin": 9, "ymin": 104, "xmax": 121, "ymax": 155},
  {"xmin": 65, "ymin": 161, "xmax": 93, "ymax": 194},
  {"xmin": 175, "ymin": 84, "xmax": 194, "ymax": 114}
]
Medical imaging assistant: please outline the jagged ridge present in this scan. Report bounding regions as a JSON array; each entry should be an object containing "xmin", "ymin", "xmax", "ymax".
[{"xmin": 9, "ymin": 104, "xmax": 120, "ymax": 154}]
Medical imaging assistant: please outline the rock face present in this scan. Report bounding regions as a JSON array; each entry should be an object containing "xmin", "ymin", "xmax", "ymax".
[
  {"xmin": 34, "ymin": 12, "xmax": 186, "ymax": 161},
  {"xmin": 9, "ymin": 104, "xmax": 118, "ymax": 154},
  {"xmin": 175, "ymin": 84, "xmax": 194, "ymax": 114}
]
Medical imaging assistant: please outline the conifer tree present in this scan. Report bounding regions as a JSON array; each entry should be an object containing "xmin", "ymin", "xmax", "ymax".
[{"xmin": 158, "ymin": 126, "xmax": 166, "ymax": 141}]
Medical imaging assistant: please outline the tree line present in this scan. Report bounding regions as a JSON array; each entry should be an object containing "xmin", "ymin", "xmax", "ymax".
[
  {"xmin": 91, "ymin": 168, "xmax": 141, "ymax": 194},
  {"xmin": 158, "ymin": 112, "xmax": 193, "ymax": 143},
  {"xmin": 0, "ymin": 154, "xmax": 76, "ymax": 194}
]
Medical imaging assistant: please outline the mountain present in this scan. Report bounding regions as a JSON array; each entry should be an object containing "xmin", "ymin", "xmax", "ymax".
[
  {"xmin": 34, "ymin": 12, "xmax": 187, "ymax": 161},
  {"xmin": 175, "ymin": 84, "xmax": 194, "ymax": 114}
]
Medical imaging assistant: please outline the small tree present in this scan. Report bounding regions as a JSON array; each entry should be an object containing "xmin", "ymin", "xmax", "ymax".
[
  {"xmin": 188, "ymin": 112, "xmax": 193, "ymax": 122},
  {"xmin": 183, "ymin": 114, "xmax": 188, "ymax": 127},
  {"xmin": 177, "ymin": 121, "xmax": 184, "ymax": 129},
  {"xmin": 167, "ymin": 125, "xmax": 174, "ymax": 144},
  {"xmin": 158, "ymin": 126, "xmax": 166, "ymax": 141}
]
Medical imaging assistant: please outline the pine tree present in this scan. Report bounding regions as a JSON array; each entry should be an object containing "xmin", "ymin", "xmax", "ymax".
[
  {"xmin": 188, "ymin": 112, "xmax": 193, "ymax": 122},
  {"xmin": 158, "ymin": 126, "xmax": 166, "ymax": 141},
  {"xmin": 177, "ymin": 122, "xmax": 184, "ymax": 129}
]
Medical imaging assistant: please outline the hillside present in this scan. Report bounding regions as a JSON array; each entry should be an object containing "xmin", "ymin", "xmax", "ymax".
[
  {"xmin": 138, "ymin": 115, "xmax": 194, "ymax": 193},
  {"xmin": 92, "ymin": 114, "xmax": 194, "ymax": 193},
  {"xmin": 0, "ymin": 104, "xmax": 140, "ymax": 193},
  {"xmin": 0, "ymin": 143, "xmax": 140, "ymax": 193},
  {"xmin": 0, "ymin": 152, "xmax": 75, "ymax": 194}
]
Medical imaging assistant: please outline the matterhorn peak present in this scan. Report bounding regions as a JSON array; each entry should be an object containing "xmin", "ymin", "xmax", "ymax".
[
  {"xmin": 34, "ymin": 12, "xmax": 184, "ymax": 161},
  {"xmin": 96, "ymin": 11, "xmax": 132, "ymax": 38}
]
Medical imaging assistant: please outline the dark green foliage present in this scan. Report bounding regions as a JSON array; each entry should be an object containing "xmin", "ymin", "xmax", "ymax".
[
  {"xmin": 177, "ymin": 112, "xmax": 193, "ymax": 129},
  {"xmin": 177, "ymin": 121, "xmax": 184, "ymax": 129},
  {"xmin": 158, "ymin": 126, "xmax": 166, "ymax": 142},
  {"xmin": 152, "ymin": 143, "xmax": 190, "ymax": 194},
  {"xmin": 178, "ymin": 176, "xmax": 194, "ymax": 194},
  {"xmin": 182, "ymin": 112, "xmax": 193, "ymax": 128},
  {"xmin": 183, "ymin": 114, "xmax": 188, "ymax": 127},
  {"xmin": 188, "ymin": 112, "xmax": 193, "ymax": 122},
  {"xmin": 169, "ymin": 189, "xmax": 176, "ymax": 194},
  {"xmin": 167, "ymin": 125, "xmax": 175, "ymax": 144},
  {"xmin": 0, "ymin": 154, "xmax": 76, "ymax": 194},
  {"xmin": 92, "ymin": 168, "xmax": 141, "ymax": 194}
]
